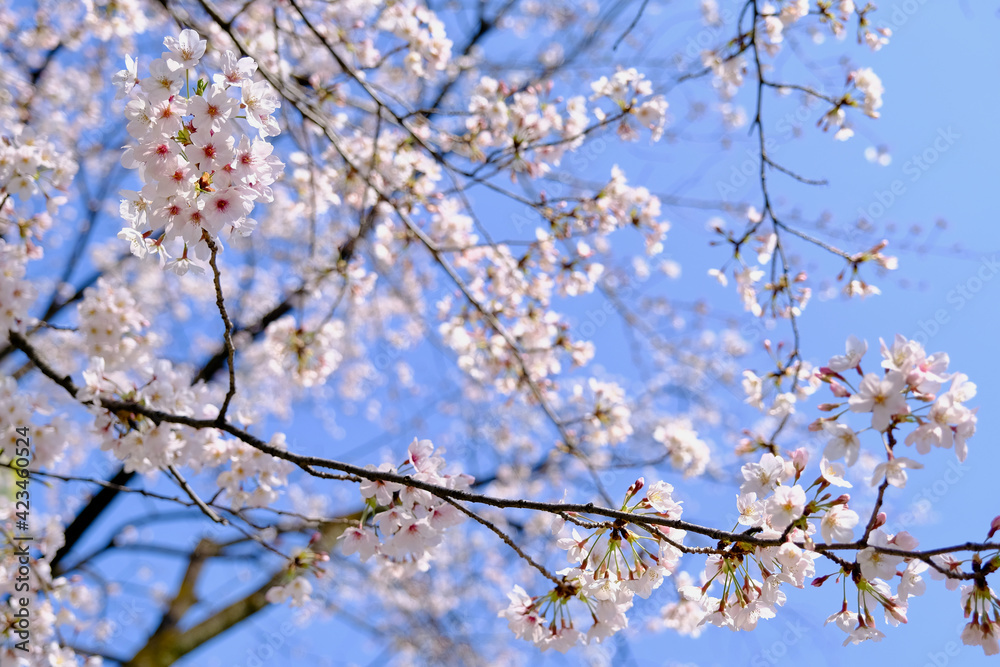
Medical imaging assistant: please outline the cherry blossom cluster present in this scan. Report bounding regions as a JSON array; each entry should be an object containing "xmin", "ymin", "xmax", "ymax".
[
  {"xmin": 265, "ymin": 546, "xmax": 330, "ymax": 609},
  {"xmin": 708, "ymin": 216, "xmax": 815, "ymax": 319},
  {"xmin": 115, "ymin": 29, "xmax": 283, "ymax": 273},
  {"xmin": 701, "ymin": 51, "xmax": 746, "ymax": 101},
  {"xmin": 438, "ymin": 301, "xmax": 589, "ymax": 396},
  {"xmin": 463, "ymin": 68, "xmax": 665, "ymax": 176},
  {"xmin": 817, "ymin": 0, "xmax": 892, "ymax": 44},
  {"xmin": 849, "ymin": 67, "xmax": 885, "ymax": 119},
  {"xmin": 693, "ymin": 334, "xmax": 990, "ymax": 651},
  {"xmin": 463, "ymin": 77, "xmax": 588, "ymax": 175},
  {"xmin": 563, "ymin": 379, "xmax": 634, "ymax": 450},
  {"xmin": 76, "ymin": 278, "xmax": 153, "ymax": 372},
  {"xmin": 501, "ymin": 478, "xmax": 685, "ymax": 652},
  {"xmin": 580, "ymin": 166, "xmax": 670, "ymax": 253},
  {"xmin": 757, "ymin": 1, "xmax": 810, "ymax": 55},
  {"xmin": 430, "ymin": 157, "xmax": 668, "ymax": 404},
  {"xmin": 74, "ymin": 305, "xmax": 294, "ymax": 505},
  {"xmin": 435, "ymin": 236, "xmax": 611, "ymax": 395},
  {"xmin": 214, "ymin": 433, "xmax": 295, "ymax": 511},
  {"xmin": 0, "ymin": 377, "xmax": 78, "ymax": 471},
  {"xmin": 651, "ymin": 417, "xmax": 711, "ymax": 478},
  {"xmin": 758, "ymin": 0, "xmax": 890, "ymax": 52},
  {"xmin": 589, "ymin": 68, "xmax": 669, "ymax": 142},
  {"xmin": 679, "ymin": 448, "xmax": 922, "ymax": 645},
  {"xmin": 698, "ymin": 1, "xmax": 889, "ymax": 142},
  {"xmin": 815, "ymin": 334, "xmax": 977, "ymax": 471},
  {"xmin": 683, "ymin": 536, "xmax": 818, "ymax": 633},
  {"xmin": 377, "ymin": 1, "xmax": 453, "ymax": 78},
  {"xmin": 1, "ymin": 495, "xmax": 103, "ymax": 667},
  {"xmin": 712, "ymin": 227, "xmax": 897, "ymax": 329},
  {"xmin": 0, "ymin": 124, "xmax": 78, "ymax": 216},
  {"xmin": 959, "ymin": 581, "xmax": 1000, "ymax": 655},
  {"xmin": 740, "ymin": 355, "xmax": 822, "ymax": 428},
  {"xmin": 0, "ymin": 241, "xmax": 36, "ymax": 334},
  {"xmin": 834, "ymin": 239, "xmax": 899, "ymax": 298},
  {"xmin": 264, "ymin": 570, "xmax": 316, "ymax": 609},
  {"xmin": 823, "ymin": 534, "xmax": 930, "ymax": 646},
  {"xmin": 337, "ymin": 439, "xmax": 472, "ymax": 573},
  {"xmin": 650, "ymin": 570, "xmax": 708, "ymax": 637},
  {"xmin": 260, "ymin": 315, "xmax": 346, "ymax": 388},
  {"xmin": 818, "ymin": 68, "xmax": 887, "ymax": 141}
]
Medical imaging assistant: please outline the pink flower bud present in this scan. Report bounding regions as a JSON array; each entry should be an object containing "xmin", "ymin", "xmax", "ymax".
[
  {"xmin": 868, "ymin": 239, "xmax": 889, "ymax": 254},
  {"xmin": 808, "ymin": 417, "xmax": 830, "ymax": 431},
  {"xmin": 829, "ymin": 380, "xmax": 851, "ymax": 397},
  {"xmin": 811, "ymin": 573, "xmax": 832, "ymax": 587},
  {"xmin": 790, "ymin": 447, "xmax": 809, "ymax": 471},
  {"xmin": 988, "ymin": 516, "xmax": 1000, "ymax": 540}
]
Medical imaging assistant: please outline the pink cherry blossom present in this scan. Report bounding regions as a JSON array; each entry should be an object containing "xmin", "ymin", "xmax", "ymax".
[{"xmin": 848, "ymin": 371, "xmax": 909, "ymax": 431}]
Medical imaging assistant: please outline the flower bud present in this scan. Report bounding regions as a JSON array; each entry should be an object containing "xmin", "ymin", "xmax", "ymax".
[
  {"xmin": 790, "ymin": 447, "xmax": 809, "ymax": 473},
  {"xmin": 829, "ymin": 380, "xmax": 851, "ymax": 397},
  {"xmin": 811, "ymin": 573, "xmax": 833, "ymax": 587},
  {"xmin": 987, "ymin": 515, "xmax": 1000, "ymax": 540}
]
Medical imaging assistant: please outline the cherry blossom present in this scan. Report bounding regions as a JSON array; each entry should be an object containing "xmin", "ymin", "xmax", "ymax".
[
  {"xmin": 740, "ymin": 453, "xmax": 791, "ymax": 497},
  {"xmin": 163, "ymin": 29, "xmax": 207, "ymax": 69},
  {"xmin": 765, "ymin": 484, "xmax": 806, "ymax": 531},
  {"xmin": 848, "ymin": 371, "xmax": 909, "ymax": 431},
  {"xmin": 858, "ymin": 530, "xmax": 904, "ymax": 580},
  {"xmin": 959, "ymin": 583, "xmax": 1000, "ymax": 655},
  {"xmin": 820, "ymin": 503, "xmax": 859, "ymax": 543},
  {"xmin": 850, "ymin": 68, "xmax": 885, "ymax": 118},
  {"xmin": 871, "ymin": 455, "xmax": 923, "ymax": 488},
  {"xmin": 828, "ymin": 334, "xmax": 867, "ymax": 372},
  {"xmin": 116, "ymin": 30, "xmax": 283, "ymax": 268}
]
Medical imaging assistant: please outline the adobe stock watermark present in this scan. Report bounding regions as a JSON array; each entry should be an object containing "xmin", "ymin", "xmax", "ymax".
[
  {"xmin": 921, "ymin": 641, "xmax": 963, "ymax": 667},
  {"xmin": 715, "ymin": 99, "xmax": 828, "ymax": 202},
  {"xmin": 917, "ymin": 621, "xmax": 972, "ymax": 667},
  {"xmin": 92, "ymin": 599, "xmax": 144, "ymax": 649},
  {"xmin": 904, "ymin": 254, "xmax": 1000, "ymax": 349},
  {"xmin": 856, "ymin": 126, "xmax": 959, "ymax": 224},
  {"xmin": 567, "ymin": 280, "xmax": 637, "ymax": 342},
  {"xmin": 748, "ymin": 619, "xmax": 809, "ymax": 666},
  {"xmin": 682, "ymin": 6, "xmax": 738, "ymax": 62},
  {"xmin": 888, "ymin": 457, "xmax": 969, "ymax": 534},
  {"xmin": 685, "ymin": 324, "xmax": 759, "ymax": 403},
  {"xmin": 233, "ymin": 619, "xmax": 299, "ymax": 667},
  {"xmin": 884, "ymin": 0, "xmax": 932, "ymax": 32}
]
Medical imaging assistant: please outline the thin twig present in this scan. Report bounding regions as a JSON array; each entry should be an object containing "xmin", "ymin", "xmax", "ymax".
[
  {"xmin": 167, "ymin": 464, "xmax": 223, "ymax": 524},
  {"xmin": 205, "ymin": 237, "xmax": 238, "ymax": 421},
  {"xmin": 440, "ymin": 496, "xmax": 561, "ymax": 586}
]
